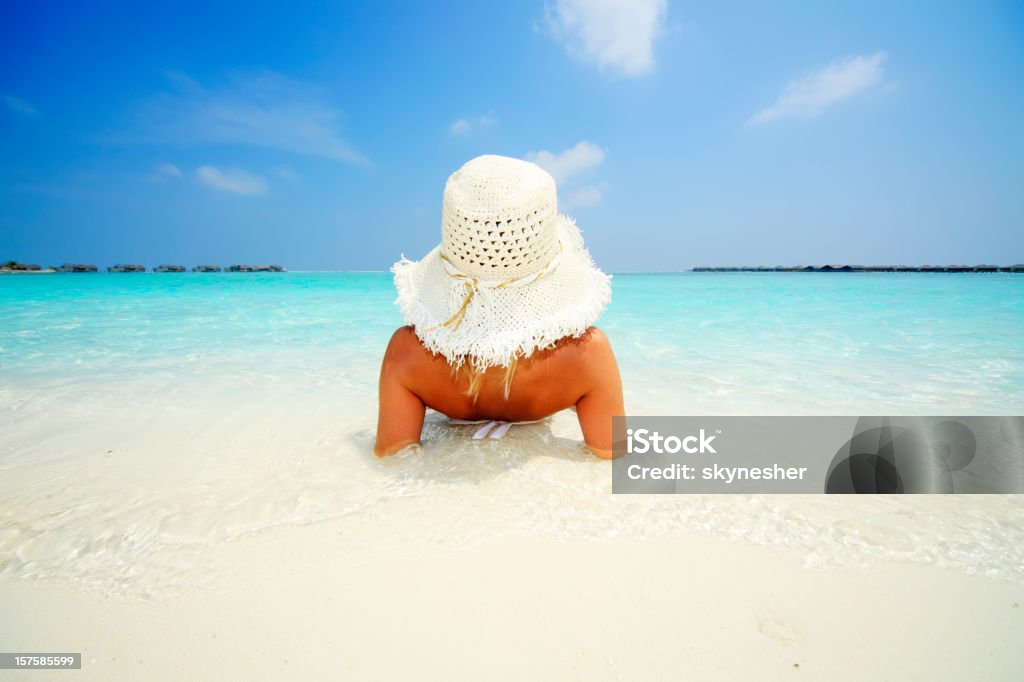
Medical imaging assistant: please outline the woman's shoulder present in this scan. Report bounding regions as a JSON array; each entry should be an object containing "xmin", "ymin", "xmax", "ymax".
[
  {"xmin": 383, "ymin": 326, "xmax": 452, "ymax": 375},
  {"xmin": 548, "ymin": 326, "xmax": 613, "ymax": 359},
  {"xmin": 386, "ymin": 324, "xmax": 419, "ymax": 346},
  {"xmin": 580, "ymin": 326, "xmax": 610, "ymax": 348},
  {"xmin": 383, "ymin": 326, "xmax": 427, "ymax": 366},
  {"xmin": 528, "ymin": 327, "xmax": 617, "ymax": 381}
]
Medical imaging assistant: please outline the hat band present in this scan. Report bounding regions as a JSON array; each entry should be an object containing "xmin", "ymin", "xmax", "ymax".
[{"xmin": 429, "ymin": 240, "xmax": 564, "ymax": 333}]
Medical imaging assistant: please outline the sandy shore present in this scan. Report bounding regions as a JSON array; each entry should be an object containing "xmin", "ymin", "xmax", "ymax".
[
  {"xmin": 3, "ymin": 515, "xmax": 1021, "ymax": 681},
  {"xmin": 2, "ymin": 390, "xmax": 1022, "ymax": 679}
]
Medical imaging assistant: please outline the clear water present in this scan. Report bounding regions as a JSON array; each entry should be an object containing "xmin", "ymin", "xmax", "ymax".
[
  {"xmin": 3, "ymin": 272, "xmax": 1022, "ymax": 412},
  {"xmin": 1, "ymin": 272, "xmax": 1023, "ymax": 598}
]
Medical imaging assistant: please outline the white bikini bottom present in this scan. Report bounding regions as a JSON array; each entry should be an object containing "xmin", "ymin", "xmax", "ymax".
[{"xmin": 445, "ymin": 417, "xmax": 543, "ymax": 440}]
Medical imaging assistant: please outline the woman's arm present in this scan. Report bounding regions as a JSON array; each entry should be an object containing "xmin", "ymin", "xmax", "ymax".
[
  {"xmin": 374, "ymin": 327, "xmax": 426, "ymax": 456},
  {"xmin": 575, "ymin": 329, "xmax": 625, "ymax": 459}
]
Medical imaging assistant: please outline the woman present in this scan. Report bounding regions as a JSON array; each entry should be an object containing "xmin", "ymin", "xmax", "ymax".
[{"xmin": 375, "ymin": 155, "xmax": 623, "ymax": 458}]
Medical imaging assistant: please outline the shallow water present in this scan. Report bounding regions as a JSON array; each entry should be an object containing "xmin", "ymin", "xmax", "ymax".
[{"xmin": 1, "ymin": 272, "xmax": 1023, "ymax": 598}]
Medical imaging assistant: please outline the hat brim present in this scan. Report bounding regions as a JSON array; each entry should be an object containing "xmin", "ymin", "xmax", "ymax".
[{"xmin": 392, "ymin": 216, "xmax": 611, "ymax": 369}]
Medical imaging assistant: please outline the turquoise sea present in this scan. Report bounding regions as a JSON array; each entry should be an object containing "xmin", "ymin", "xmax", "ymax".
[
  {"xmin": 2, "ymin": 272, "xmax": 1023, "ymax": 413},
  {"xmin": 1, "ymin": 272, "xmax": 1023, "ymax": 599}
]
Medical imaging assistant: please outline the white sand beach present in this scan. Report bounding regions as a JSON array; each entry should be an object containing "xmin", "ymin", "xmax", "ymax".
[
  {"xmin": 3, "ymin": 517, "xmax": 1022, "ymax": 681},
  {"xmin": 1, "ymin": 385, "xmax": 1023, "ymax": 679}
]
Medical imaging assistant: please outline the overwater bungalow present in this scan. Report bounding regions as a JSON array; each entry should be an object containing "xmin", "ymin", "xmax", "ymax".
[
  {"xmin": 691, "ymin": 264, "xmax": 1023, "ymax": 273},
  {"xmin": 55, "ymin": 263, "xmax": 98, "ymax": 273},
  {"xmin": 227, "ymin": 264, "xmax": 285, "ymax": 272}
]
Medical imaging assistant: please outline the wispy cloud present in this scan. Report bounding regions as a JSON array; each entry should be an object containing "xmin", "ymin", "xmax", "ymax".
[
  {"xmin": 748, "ymin": 52, "xmax": 888, "ymax": 125},
  {"xmin": 123, "ymin": 71, "xmax": 365, "ymax": 163},
  {"xmin": 566, "ymin": 184, "xmax": 603, "ymax": 208},
  {"xmin": 525, "ymin": 140, "xmax": 605, "ymax": 184},
  {"xmin": 525, "ymin": 140, "xmax": 607, "ymax": 208},
  {"xmin": 147, "ymin": 162, "xmax": 182, "ymax": 183},
  {"xmin": 544, "ymin": 0, "xmax": 668, "ymax": 76},
  {"xmin": 449, "ymin": 112, "xmax": 498, "ymax": 136},
  {"xmin": 155, "ymin": 163, "xmax": 181, "ymax": 177},
  {"xmin": 196, "ymin": 165, "xmax": 267, "ymax": 195},
  {"xmin": 3, "ymin": 94, "xmax": 37, "ymax": 115}
]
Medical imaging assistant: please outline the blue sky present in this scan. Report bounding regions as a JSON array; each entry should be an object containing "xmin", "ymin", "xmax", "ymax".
[{"xmin": 1, "ymin": 1, "xmax": 1022, "ymax": 270}]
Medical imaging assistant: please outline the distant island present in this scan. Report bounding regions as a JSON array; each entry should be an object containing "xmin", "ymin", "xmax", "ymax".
[
  {"xmin": 0, "ymin": 262, "xmax": 54, "ymax": 273},
  {"xmin": 692, "ymin": 264, "xmax": 1024, "ymax": 273},
  {"xmin": 1, "ymin": 261, "xmax": 286, "ymax": 274}
]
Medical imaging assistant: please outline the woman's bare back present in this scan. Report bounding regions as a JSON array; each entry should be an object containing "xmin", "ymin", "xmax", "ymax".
[{"xmin": 374, "ymin": 326, "xmax": 623, "ymax": 457}]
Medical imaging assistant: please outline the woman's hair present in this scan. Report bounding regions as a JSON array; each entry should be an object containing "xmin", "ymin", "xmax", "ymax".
[
  {"xmin": 458, "ymin": 357, "xmax": 519, "ymax": 402},
  {"xmin": 454, "ymin": 336, "xmax": 571, "ymax": 401}
]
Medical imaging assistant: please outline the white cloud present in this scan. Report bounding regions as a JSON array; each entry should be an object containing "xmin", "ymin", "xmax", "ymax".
[
  {"xmin": 545, "ymin": 0, "xmax": 667, "ymax": 76},
  {"xmin": 155, "ymin": 163, "xmax": 181, "ymax": 177},
  {"xmin": 748, "ymin": 52, "xmax": 888, "ymax": 125},
  {"xmin": 196, "ymin": 166, "xmax": 267, "ymax": 195},
  {"xmin": 125, "ymin": 71, "xmax": 365, "ymax": 163},
  {"xmin": 3, "ymin": 94, "xmax": 37, "ymax": 115},
  {"xmin": 525, "ymin": 141, "xmax": 607, "ymax": 208},
  {"xmin": 147, "ymin": 162, "xmax": 182, "ymax": 183},
  {"xmin": 450, "ymin": 119, "xmax": 472, "ymax": 135},
  {"xmin": 525, "ymin": 140, "xmax": 605, "ymax": 184},
  {"xmin": 449, "ymin": 113, "xmax": 498, "ymax": 135},
  {"xmin": 566, "ymin": 184, "xmax": 603, "ymax": 208}
]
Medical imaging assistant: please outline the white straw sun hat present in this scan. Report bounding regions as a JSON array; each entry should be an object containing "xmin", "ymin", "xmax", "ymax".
[{"xmin": 392, "ymin": 154, "xmax": 612, "ymax": 370}]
